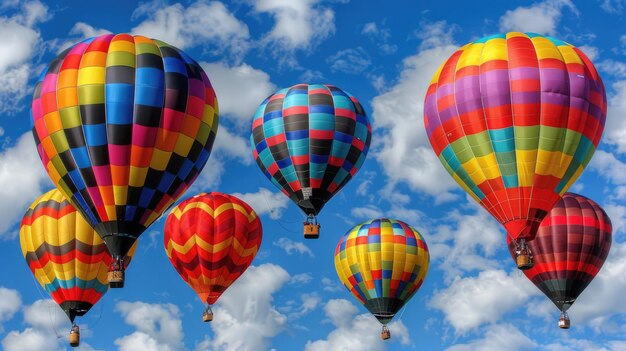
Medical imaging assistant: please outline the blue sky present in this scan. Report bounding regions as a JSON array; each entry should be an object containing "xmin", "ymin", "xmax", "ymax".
[{"xmin": 1, "ymin": 0, "xmax": 626, "ymax": 350}]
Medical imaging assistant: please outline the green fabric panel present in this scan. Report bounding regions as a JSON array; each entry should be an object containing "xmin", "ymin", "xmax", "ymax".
[
  {"xmin": 450, "ymin": 139, "xmax": 474, "ymax": 164},
  {"xmin": 561, "ymin": 129, "xmax": 582, "ymax": 156},
  {"xmin": 59, "ymin": 107, "xmax": 81, "ymax": 128},
  {"xmin": 136, "ymin": 41, "xmax": 162, "ymax": 55},
  {"xmin": 514, "ymin": 126, "xmax": 540, "ymax": 150},
  {"xmin": 538, "ymin": 126, "xmax": 566, "ymax": 152},
  {"xmin": 50, "ymin": 131, "xmax": 69, "ymax": 152},
  {"xmin": 77, "ymin": 85, "xmax": 105, "ymax": 104},
  {"xmin": 105, "ymin": 51, "xmax": 136, "ymax": 67}
]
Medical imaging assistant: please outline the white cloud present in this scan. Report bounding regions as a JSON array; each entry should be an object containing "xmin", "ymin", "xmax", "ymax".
[
  {"xmin": 361, "ymin": 21, "xmax": 397, "ymax": 54},
  {"xmin": 1, "ymin": 328, "xmax": 60, "ymax": 351},
  {"xmin": 589, "ymin": 150, "xmax": 626, "ymax": 184},
  {"xmin": 445, "ymin": 324, "xmax": 536, "ymax": 351},
  {"xmin": 232, "ymin": 187, "xmax": 290, "ymax": 220},
  {"xmin": 430, "ymin": 270, "xmax": 538, "ymax": 334},
  {"xmin": 201, "ymin": 62, "xmax": 276, "ymax": 124},
  {"xmin": 321, "ymin": 277, "xmax": 343, "ymax": 293},
  {"xmin": 600, "ymin": 80, "xmax": 626, "ymax": 153},
  {"xmin": 0, "ymin": 0, "xmax": 49, "ymax": 113},
  {"xmin": 212, "ymin": 126, "xmax": 252, "ymax": 164},
  {"xmin": 600, "ymin": 0, "xmax": 625, "ymax": 13},
  {"xmin": 205, "ymin": 263, "xmax": 290, "ymax": 351},
  {"xmin": 115, "ymin": 301, "xmax": 184, "ymax": 351},
  {"xmin": 290, "ymin": 273, "xmax": 313, "ymax": 285},
  {"xmin": 499, "ymin": 0, "xmax": 577, "ymax": 35},
  {"xmin": 188, "ymin": 155, "xmax": 225, "ymax": 193},
  {"xmin": 253, "ymin": 0, "xmax": 335, "ymax": 63},
  {"xmin": 273, "ymin": 237, "xmax": 314, "ymax": 257},
  {"xmin": 578, "ymin": 45, "xmax": 599, "ymax": 61},
  {"xmin": 285, "ymin": 293, "xmax": 321, "ymax": 319},
  {"xmin": 0, "ymin": 287, "xmax": 21, "ymax": 330},
  {"xmin": 304, "ymin": 299, "xmax": 410, "ymax": 351},
  {"xmin": 371, "ymin": 21, "xmax": 459, "ymax": 202},
  {"xmin": 0, "ymin": 133, "xmax": 52, "ymax": 239},
  {"xmin": 23, "ymin": 299, "xmax": 68, "ymax": 330},
  {"xmin": 131, "ymin": 0, "xmax": 249, "ymax": 59},
  {"xmin": 426, "ymin": 209, "xmax": 503, "ymax": 280},
  {"xmin": 327, "ymin": 47, "xmax": 371, "ymax": 74},
  {"xmin": 351, "ymin": 205, "xmax": 383, "ymax": 220},
  {"xmin": 604, "ymin": 204, "xmax": 626, "ymax": 237},
  {"xmin": 597, "ymin": 59, "xmax": 626, "ymax": 78},
  {"xmin": 69, "ymin": 22, "xmax": 111, "ymax": 39},
  {"xmin": 566, "ymin": 243, "xmax": 626, "ymax": 323}
]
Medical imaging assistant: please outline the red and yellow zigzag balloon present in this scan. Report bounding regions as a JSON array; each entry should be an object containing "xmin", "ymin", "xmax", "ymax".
[{"xmin": 164, "ymin": 192, "xmax": 262, "ymax": 306}]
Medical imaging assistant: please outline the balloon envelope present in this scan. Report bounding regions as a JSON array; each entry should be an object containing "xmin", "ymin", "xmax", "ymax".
[
  {"xmin": 251, "ymin": 83, "xmax": 371, "ymax": 217},
  {"xmin": 334, "ymin": 218, "xmax": 429, "ymax": 324},
  {"xmin": 19, "ymin": 189, "xmax": 136, "ymax": 322},
  {"xmin": 424, "ymin": 32, "xmax": 606, "ymax": 242},
  {"xmin": 164, "ymin": 192, "xmax": 262, "ymax": 305},
  {"xmin": 31, "ymin": 33, "xmax": 219, "ymax": 259},
  {"xmin": 507, "ymin": 192, "xmax": 612, "ymax": 312}
]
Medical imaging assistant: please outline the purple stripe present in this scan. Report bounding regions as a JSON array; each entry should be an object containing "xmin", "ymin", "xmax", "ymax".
[
  {"xmin": 511, "ymin": 91, "xmax": 540, "ymax": 105},
  {"xmin": 424, "ymin": 94, "xmax": 440, "ymax": 135},
  {"xmin": 480, "ymin": 70, "xmax": 511, "ymax": 108},
  {"xmin": 541, "ymin": 91, "xmax": 570, "ymax": 106},
  {"xmin": 509, "ymin": 67, "xmax": 540, "ymax": 81},
  {"xmin": 436, "ymin": 83, "xmax": 454, "ymax": 97},
  {"xmin": 455, "ymin": 75, "xmax": 483, "ymax": 115},
  {"xmin": 188, "ymin": 78, "xmax": 205, "ymax": 98}
]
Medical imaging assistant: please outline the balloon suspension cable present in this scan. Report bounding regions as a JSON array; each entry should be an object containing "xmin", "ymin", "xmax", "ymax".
[
  {"xmin": 202, "ymin": 305, "xmax": 214, "ymax": 322},
  {"xmin": 380, "ymin": 325, "xmax": 391, "ymax": 340},
  {"xmin": 107, "ymin": 256, "xmax": 126, "ymax": 288},
  {"xmin": 69, "ymin": 323, "xmax": 80, "ymax": 347},
  {"xmin": 514, "ymin": 238, "xmax": 534, "ymax": 270},
  {"xmin": 303, "ymin": 214, "xmax": 320, "ymax": 239},
  {"xmin": 559, "ymin": 311, "xmax": 570, "ymax": 329}
]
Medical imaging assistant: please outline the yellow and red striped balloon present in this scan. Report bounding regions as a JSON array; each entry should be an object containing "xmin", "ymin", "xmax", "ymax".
[
  {"xmin": 164, "ymin": 192, "xmax": 262, "ymax": 306},
  {"xmin": 19, "ymin": 189, "xmax": 136, "ymax": 323}
]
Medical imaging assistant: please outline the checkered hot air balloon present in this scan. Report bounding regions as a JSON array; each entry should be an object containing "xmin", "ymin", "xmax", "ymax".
[
  {"xmin": 164, "ymin": 192, "xmax": 262, "ymax": 322},
  {"xmin": 19, "ymin": 189, "xmax": 136, "ymax": 348},
  {"xmin": 334, "ymin": 218, "xmax": 430, "ymax": 340},
  {"xmin": 507, "ymin": 193, "xmax": 611, "ymax": 329},
  {"xmin": 31, "ymin": 34, "xmax": 219, "ymax": 286},
  {"xmin": 423, "ymin": 32, "xmax": 606, "ymax": 268},
  {"xmin": 250, "ymin": 83, "xmax": 372, "ymax": 239}
]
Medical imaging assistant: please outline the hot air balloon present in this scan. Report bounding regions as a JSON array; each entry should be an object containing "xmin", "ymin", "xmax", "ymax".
[
  {"xmin": 424, "ymin": 32, "xmax": 606, "ymax": 269},
  {"xmin": 507, "ymin": 193, "xmax": 611, "ymax": 329},
  {"xmin": 250, "ymin": 83, "xmax": 371, "ymax": 239},
  {"xmin": 31, "ymin": 34, "xmax": 219, "ymax": 286},
  {"xmin": 164, "ymin": 192, "xmax": 262, "ymax": 322},
  {"xmin": 334, "ymin": 218, "xmax": 429, "ymax": 340},
  {"xmin": 19, "ymin": 189, "xmax": 136, "ymax": 347}
]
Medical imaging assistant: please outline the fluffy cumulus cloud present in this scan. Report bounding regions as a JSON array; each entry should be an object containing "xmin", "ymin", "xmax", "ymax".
[
  {"xmin": 430, "ymin": 270, "xmax": 539, "ymax": 334},
  {"xmin": 427, "ymin": 209, "xmax": 504, "ymax": 280},
  {"xmin": 589, "ymin": 150, "xmax": 626, "ymax": 185},
  {"xmin": 361, "ymin": 21, "xmax": 397, "ymax": 54},
  {"xmin": 601, "ymin": 80, "xmax": 626, "ymax": 154},
  {"xmin": 115, "ymin": 301, "xmax": 184, "ymax": 351},
  {"xmin": 600, "ymin": 0, "xmax": 625, "ymax": 13},
  {"xmin": 201, "ymin": 62, "xmax": 276, "ymax": 124},
  {"xmin": 499, "ymin": 0, "xmax": 577, "ymax": 35},
  {"xmin": 0, "ymin": 133, "xmax": 51, "ymax": 239},
  {"xmin": 232, "ymin": 187, "xmax": 290, "ymax": 220},
  {"xmin": 131, "ymin": 0, "xmax": 250, "ymax": 59},
  {"xmin": 0, "ymin": 287, "xmax": 21, "ymax": 329},
  {"xmin": 445, "ymin": 324, "xmax": 536, "ymax": 351},
  {"xmin": 199, "ymin": 263, "xmax": 290, "ymax": 351},
  {"xmin": 0, "ymin": 0, "xmax": 50, "ymax": 113},
  {"xmin": 327, "ymin": 47, "xmax": 371, "ymax": 74},
  {"xmin": 273, "ymin": 237, "xmax": 314, "ymax": 257},
  {"xmin": 1, "ymin": 299, "xmax": 72, "ymax": 351},
  {"xmin": 370, "ymin": 21, "xmax": 459, "ymax": 203},
  {"xmin": 212, "ymin": 126, "xmax": 253, "ymax": 165},
  {"xmin": 253, "ymin": 0, "xmax": 335, "ymax": 63},
  {"xmin": 304, "ymin": 299, "xmax": 410, "ymax": 351}
]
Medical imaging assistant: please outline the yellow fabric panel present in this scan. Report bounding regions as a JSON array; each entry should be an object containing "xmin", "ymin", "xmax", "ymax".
[
  {"xmin": 77, "ymin": 67, "xmax": 106, "ymax": 86},
  {"xmin": 480, "ymin": 38, "xmax": 508, "ymax": 63},
  {"xmin": 557, "ymin": 45, "xmax": 584, "ymax": 65},
  {"xmin": 457, "ymin": 42, "xmax": 484, "ymax": 68},
  {"xmin": 531, "ymin": 36, "xmax": 563, "ymax": 61}
]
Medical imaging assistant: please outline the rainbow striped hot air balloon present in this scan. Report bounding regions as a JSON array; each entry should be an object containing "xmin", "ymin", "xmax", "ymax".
[
  {"xmin": 20, "ymin": 189, "xmax": 136, "ymax": 347},
  {"xmin": 507, "ymin": 193, "xmax": 612, "ymax": 329},
  {"xmin": 251, "ymin": 83, "xmax": 371, "ymax": 238},
  {"xmin": 31, "ymin": 34, "xmax": 218, "ymax": 286},
  {"xmin": 334, "ymin": 218, "xmax": 430, "ymax": 340},
  {"xmin": 164, "ymin": 192, "xmax": 262, "ymax": 322},
  {"xmin": 424, "ymin": 32, "xmax": 606, "ymax": 268}
]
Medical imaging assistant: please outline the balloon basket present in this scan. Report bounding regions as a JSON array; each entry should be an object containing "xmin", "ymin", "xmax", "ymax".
[
  {"xmin": 559, "ymin": 313, "xmax": 570, "ymax": 329},
  {"xmin": 516, "ymin": 253, "xmax": 534, "ymax": 270},
  {"xmin": 202, "ymin": 310, "xmax": 213, "ymax": 322},
  {"xmin": 304, "ymin": 224, "xmax": 320, "ymax": 239},
  {"xmin": 69, "ymin": 325, "xmax": 80, "ymax": 347},
  {"xmin": 108, "ymin": 270, "xmax": 125, "ymax": 288},
  {"xmin": 380, "ymin": 326, "xmax": 391, "ymax": 340}
]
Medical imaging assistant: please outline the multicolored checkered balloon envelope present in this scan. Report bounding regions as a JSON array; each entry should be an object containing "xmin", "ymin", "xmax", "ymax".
[
  {"xmin": 507, "ymin": 193, "xmax": 612, "ymax": 329},
  {"xmin": 250, "ymin": 83, "xmax": 372, "ymax": 238},
  {"xmin": 164, "ymin": 192, "xmax": 262, "ymax": 322},
  {"xmin": 19, "ymin": 189, "xmax": 136, "ymax": 347},
  {"xmin": 334, "ymin": 218, "xmax": 429, "ymax": 340},
  {"xmin": 423, "ymin": 32, "xmax": 606, "ymax": 266},
  {"xmin": 30, "ymin": 34, "xmax": 219, "ymax": 286}
]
